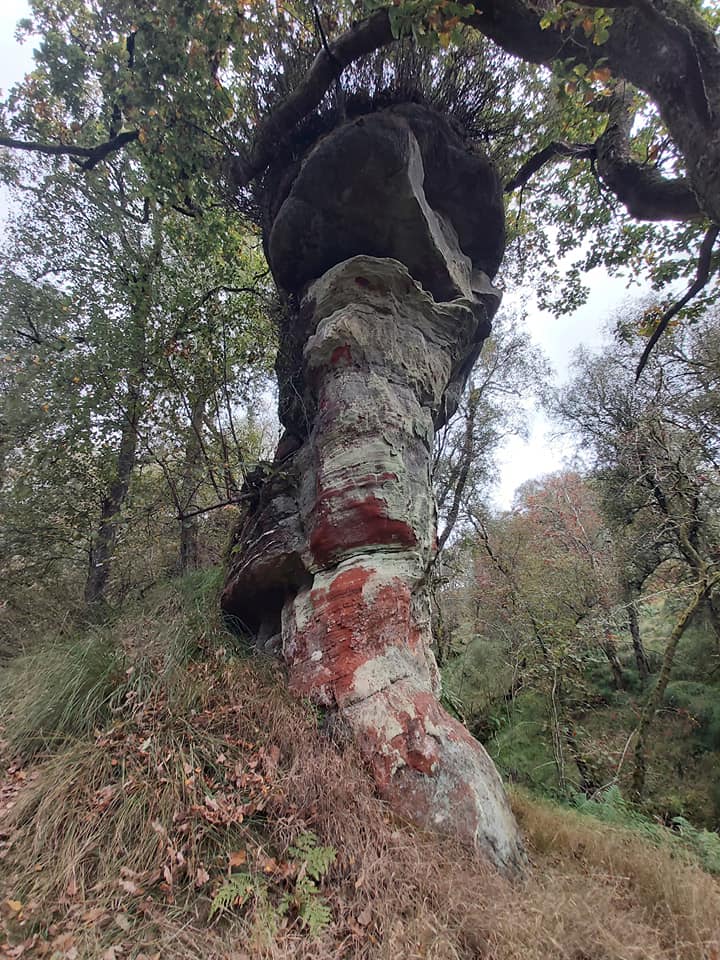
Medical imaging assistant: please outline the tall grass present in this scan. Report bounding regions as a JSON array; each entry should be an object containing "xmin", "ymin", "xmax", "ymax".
[{"xmin": 0, "ymin": 629, "xmax": 126, "ymax": 752}]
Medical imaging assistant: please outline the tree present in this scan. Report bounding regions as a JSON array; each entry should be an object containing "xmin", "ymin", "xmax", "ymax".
[
  {"xmin": 433, "ymin": 309, "xmax": 549, "ymax": 552},
  {"xmin": 0, "ymin": 157, "xmax": 275, "ymax": 602},
  {"xmin": 1, "ymin": 0, "xmax": 718, "ymax": 337},
  {"xmin": 558, "ymin": 307, "xmax": 720, "ymax": 796},
  {"xmin": 439, "ymin": 471, "xmax": 622, "ymax": 793}
]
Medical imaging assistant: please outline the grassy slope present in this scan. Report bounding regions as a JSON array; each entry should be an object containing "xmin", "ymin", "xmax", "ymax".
[{"xmin": 1, "ymin": 572, "xmax": 719, "ymax": 960}]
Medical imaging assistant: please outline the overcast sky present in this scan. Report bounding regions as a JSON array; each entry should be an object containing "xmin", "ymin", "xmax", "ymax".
[{"xmin": 0, "ymin": 1, "xmax": 633, "ymax": 508}]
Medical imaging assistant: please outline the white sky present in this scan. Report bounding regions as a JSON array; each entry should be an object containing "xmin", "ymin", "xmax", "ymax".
[
  {"xmin": 0, "ymin": 0, "xmax": 632, "ymax": 509},
  {"xmin": 0, "ymin": 2, "xmax": 30, "ymax": 101},
  {"xmin": 493, "ymin": 268, "xmax": 630, "ymax": 508}
]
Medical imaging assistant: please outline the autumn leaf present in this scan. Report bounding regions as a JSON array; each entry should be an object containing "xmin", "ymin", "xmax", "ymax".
[
  {"xmin": 118, "ymin": 878, "xmax": 144, "ymax": 896},
  {"xmin": 228, "ymin": 850, "xmax": 247, "ymax": 868},
  {"xmin": 357, "ymin": 905, "xmax": 372, "ymax": 926}
]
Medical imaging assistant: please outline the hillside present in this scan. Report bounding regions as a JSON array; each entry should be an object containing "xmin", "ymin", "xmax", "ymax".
[{"xmin": 1, "ymin": 572, "xmax": 719, "ymax": 960}]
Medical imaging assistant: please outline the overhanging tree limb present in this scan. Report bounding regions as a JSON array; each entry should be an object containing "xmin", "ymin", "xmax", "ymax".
[
  {"xmin": 230, "ymin": 9, "xmax": 394, "ymax": 188},
  {"xmin": 0, "ymin": 131, "xmax": 139, "ymax": 169},
  {"xmin": 504, "ymin": 141, "xmax": 596, "ymax": 193},
  {"xmin": 594, "ymin": 90, "xmax": 702, "ymax": 222},
  {"xmin": 635, "ymin": 222, "xmax": 720, "ymax": 380},
  {"xmin": 506, "ymin": 92, "xmax": 702, "ymax": 222}
]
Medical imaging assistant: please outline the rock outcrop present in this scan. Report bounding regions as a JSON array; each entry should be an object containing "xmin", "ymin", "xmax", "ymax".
[{"xmin": 223, "ymin": 104, "xmax": 526, "ymax": 872}]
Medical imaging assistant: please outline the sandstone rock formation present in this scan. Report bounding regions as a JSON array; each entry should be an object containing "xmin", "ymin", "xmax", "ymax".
[{"xmin": 223, "ymin": 104, "xmax": 526, "ymax": 872}]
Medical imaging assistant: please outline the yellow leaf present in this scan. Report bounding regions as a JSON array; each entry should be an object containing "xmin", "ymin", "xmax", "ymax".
[
  {"xmin": 229, "ymin": 850, "xmax": 247, "ymax": 868},
  {"xmin": 6, "ymin": 899, "xmax": 23, "ymax": 913}
]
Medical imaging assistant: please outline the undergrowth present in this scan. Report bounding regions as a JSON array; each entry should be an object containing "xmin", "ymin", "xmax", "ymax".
[
  {"xmin": 1, "ymin": 570, "xmax": 719, "ymax": 959},
  {"xmin": 571, "ymin": 785, "xmax": 720, "ymax": 874}
]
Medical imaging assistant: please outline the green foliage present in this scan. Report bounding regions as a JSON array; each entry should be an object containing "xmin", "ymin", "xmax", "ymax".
[
  {"xmin": 0, "ymin": 566, "xmax": 231, "ymax": 753},
  {"xmin": 211, "ymin": 832, "xmax": 336, "ymax": 938},
  {"xmin": 365, "ymin": 0, "xmax": 478, "ymax": 48},
  {"xmin": 489, "ymin": 695, "xmax": 566, "ymax": 795},
  {"xmin": 664, "ymin": 681, "xmax": 720, "ymax": 751},
  {"xmin": 0, "ymin": 153, "xmax": 276, "ymax": 601},
  {"xmin": 287, "ymin": 831, "xmax": 337, "ymax": 882},
  {"xmin": 209, "ymin": 872, "xmax": 267, "ymax": 919},
  {"xmin": 0, "ymin": 630, "xmax": 127, "ymax": 752}
]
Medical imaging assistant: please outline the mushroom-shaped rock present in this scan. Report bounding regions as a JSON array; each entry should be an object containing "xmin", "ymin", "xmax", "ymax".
[{"xmin": 223, "ymin": 105, "xmax": 526, "ymax": 872}]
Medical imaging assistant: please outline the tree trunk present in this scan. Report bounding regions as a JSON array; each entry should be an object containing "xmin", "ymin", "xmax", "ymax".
[
  {"xmin": 84, "ymin": 389, "xmax": 139, "ymax": 604},
  {"xmin": 631, "ymin": 576, "xmax": 715, "ymax": 800},
  {"xmin": 627, "ymin": 598, "xmax": 651, "ymax": 682},
  {"xmin": 601, "ymin": 630, "xmax": 626, "ymax": 690},
  {"xmin": 565, "ymin": 724, "xmax": 598, "ymax": 797},
  {"xmin": 177, "ymin": 396, "xmax": 206, "ymax": 574}
]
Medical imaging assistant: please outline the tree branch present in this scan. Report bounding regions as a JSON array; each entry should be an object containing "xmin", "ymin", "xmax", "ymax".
[
  {"xmin": 181, "ymin": 494, "xmax": 252, "ymax": 520},
  {"xmin": 635, "ymin": 222, "xmax": 719, "ymax": 379},
  {"xmin": 507, "ymin": 98, "xmax": 702, "ymax": 222},
  {"xmin": 594, "ymin": 91, "xmax": 702, "ymax": 222},
  {"xmin": 505, "ymin": 141, "xmax": 596, "ymax": 193},
  {"xmin": 231, "ymin": 9, "xmax": 394, "ymax": 188},
  {"xmin": 0, "ymin": 131, "xmax": 139, "ymax": 169}
]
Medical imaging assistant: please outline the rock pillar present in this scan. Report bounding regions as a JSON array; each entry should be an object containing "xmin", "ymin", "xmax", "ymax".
[{"xmin": 223, "ymin": 105, "xmax": 526, "ymax": 872}]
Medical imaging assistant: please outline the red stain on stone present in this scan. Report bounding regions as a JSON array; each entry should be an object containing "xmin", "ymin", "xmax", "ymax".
[
  {"xmin": 330, "ymin": 344, "xmax": 352, "ymax": 366},
  {"xmin": 355, "ymin": 686, "xmax": 492, "ymax": 846},
  {"xmin": 288, "ymin": 570, "xmax": 422, "ymax": 706},
  {"xmin": 354, "ymin": 276, "xmax": 370, "ymax": 288},
  {"xmin": 391, "ymin": 714, "xmax": 440, "ymax": 776},
  {"xmin": 310, "ymin": 486, "xmax": 417, "ymax": 567}
]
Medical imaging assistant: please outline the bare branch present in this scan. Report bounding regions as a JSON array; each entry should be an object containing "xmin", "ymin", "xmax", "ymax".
[
  {"xmin": 181, "ymin": 494, "xmax": 252, "ymax": 520},
  {"xmin": 505, "ymin": 141, "xmax": 596, "ymax": 193},
  {"xmin": 0, "ymin": 131, "xmax": 139, "ymax": 170},
  {"xmin": 635, "ymin": 222, "xmax": 720, "ymax": 379}
]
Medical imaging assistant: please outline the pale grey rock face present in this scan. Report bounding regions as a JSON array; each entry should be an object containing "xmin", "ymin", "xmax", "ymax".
[{"xmin": 222, "ymin": 105, "xmax": 526, "ymax": 872}]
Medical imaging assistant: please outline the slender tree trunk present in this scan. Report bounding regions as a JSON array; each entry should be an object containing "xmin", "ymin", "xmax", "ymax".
[
  {"xmin": 565, "ymin": 724, "xmax": 598, "ymax": 796},
  {"xmin": 631, "ymin": 576, "xmax": 716, "ymax": 800},
  {"xmin": 627, "ymin": 597, "xmax": 651, "ymax": 681},
  {"xmin": 178, "ymin": 396, "xmax": 206, "ymax": 574},
  {"xmin": 84, "ymin": 390, "xmax": 140, "ymax": 604},
  {"xmin": 704, "ymin": 592, "xmax": 720, "ymax": 647},
  {"xmin": 549, "ymin": 665, "xmax": 567, "ymax": 794},
  {"xmin": 436, "ymin": 387, "xmax": 480, "ymax": 552},
  {"xmin": 601, "ymin": 630, "xmax": 626, "ymax": 690}
]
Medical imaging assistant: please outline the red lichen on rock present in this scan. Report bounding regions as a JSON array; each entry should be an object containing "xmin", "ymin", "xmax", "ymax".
[
  {"xmin": 310, "ymin": 485, "xmax": 417, "ymax": 567},
  {"xmin": 330, "ymin": 344, "xmax": 353, "ymax": 366},
  {"xmin": 287, "ymin": 567, "xmax": 425, "ymax": 705}
]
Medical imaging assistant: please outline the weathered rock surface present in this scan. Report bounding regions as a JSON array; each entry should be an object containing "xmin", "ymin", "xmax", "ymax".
[{"xmin": 223, "ymin": 105, "xmax": 525, "ymax": 872}]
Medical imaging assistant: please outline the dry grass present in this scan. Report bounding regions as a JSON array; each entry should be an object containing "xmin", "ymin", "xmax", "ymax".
[{"xmin": 1, "ymin": 577, "xmax": 719, "ymax": 960}]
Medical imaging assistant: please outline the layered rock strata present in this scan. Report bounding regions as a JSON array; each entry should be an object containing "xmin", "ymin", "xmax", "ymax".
[{"xmin": 223, "ymin": 105, "xmax": 525, "ymax": 872}]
